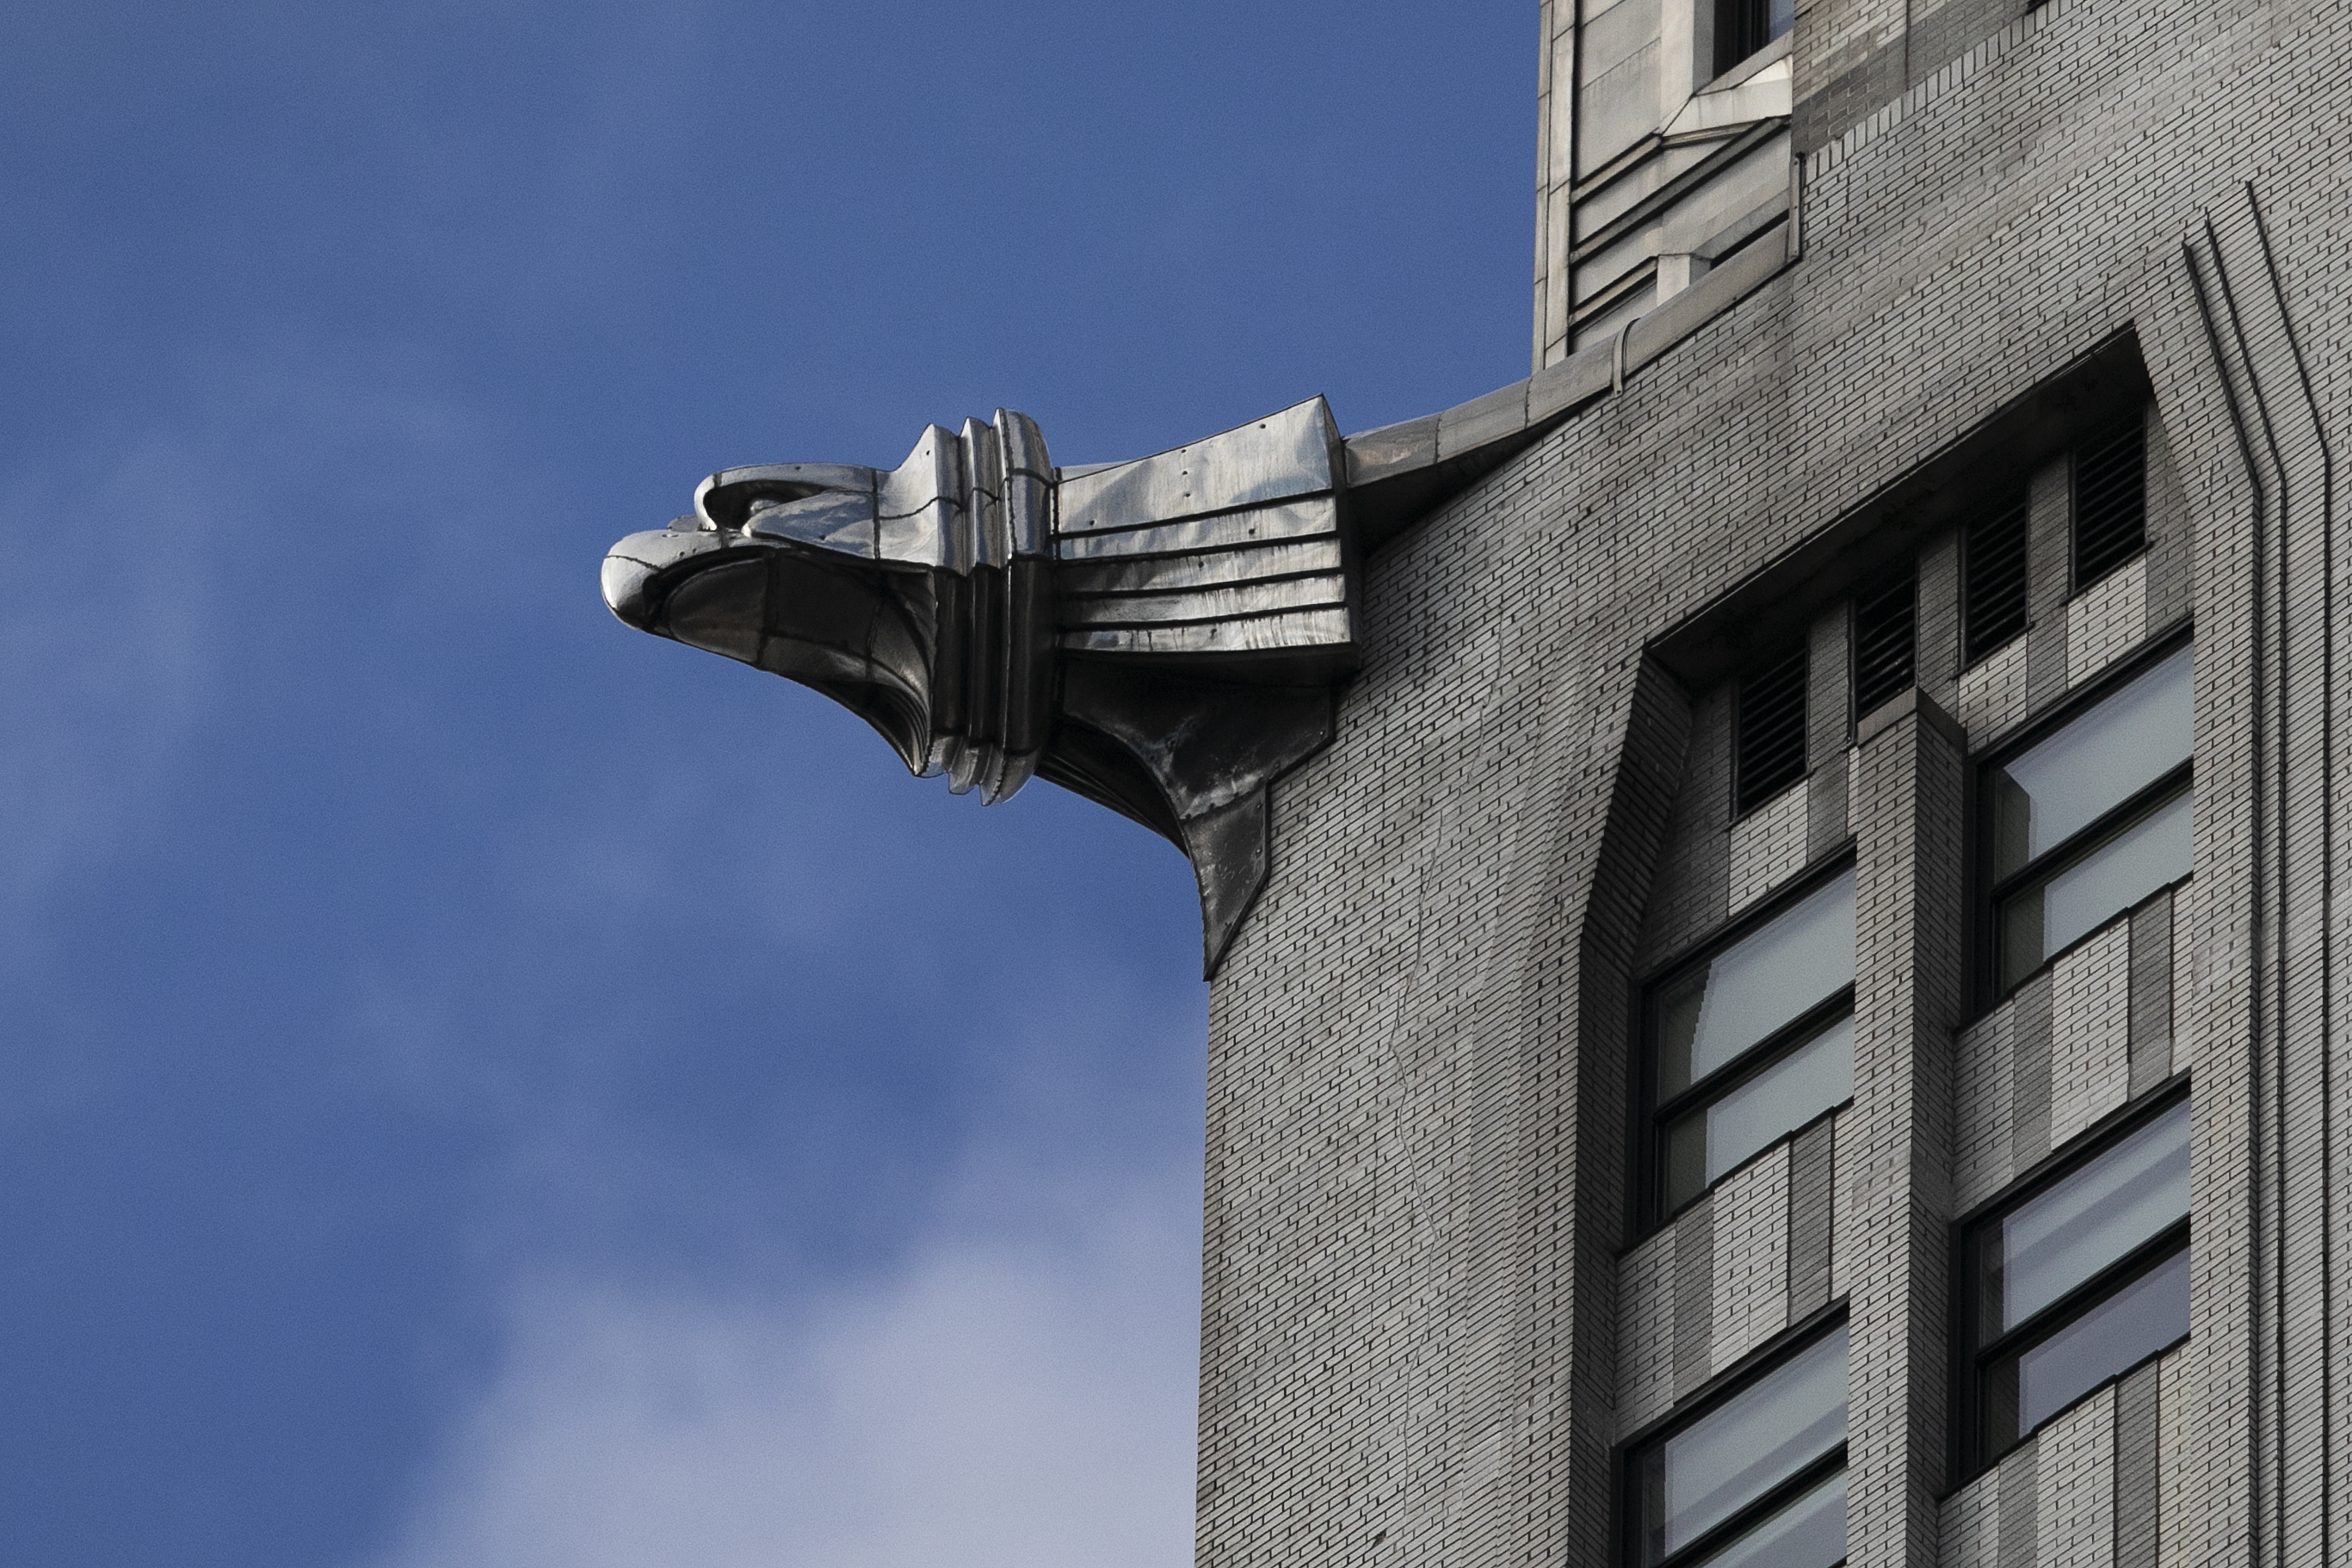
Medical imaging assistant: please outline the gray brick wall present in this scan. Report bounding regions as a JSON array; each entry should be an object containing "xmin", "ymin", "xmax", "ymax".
[
  {"xmin": 1195, "ymin": 2, "xmax": 2352, "ymax": 1561},
  {"xmin": 1952, "ymin": 883, "xmax": 2185, "ymax": 1214},
  {"xmin": 1936, "ymin": 1344, "xmax": 2186, "ymax": 1568},
  {"xmin": 1613, "ymin": 1117, "xmax": 1843, "ymax": 1443}
]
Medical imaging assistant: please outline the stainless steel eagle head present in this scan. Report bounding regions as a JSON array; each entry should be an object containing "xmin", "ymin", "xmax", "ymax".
[
  {"xmin": 602, "ymin": 411, "xmax": 1056, "ymax": 804},
  {"xmin": 602, "ymin": 396, "xmax": 1360, "ymax": 970}
]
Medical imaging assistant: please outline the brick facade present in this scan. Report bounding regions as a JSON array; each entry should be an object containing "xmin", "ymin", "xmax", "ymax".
[{"xmin": 1196, "ymin": 2, "xmax": 2352, "ymax": 1564}]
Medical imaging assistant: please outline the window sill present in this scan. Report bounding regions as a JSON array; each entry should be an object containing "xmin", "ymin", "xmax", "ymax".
[
  {"xmin": 1962, "ymin": 1330, "xmax": 2188, "ymax": 1488},
  {"xmin": 1612, "ymin": 1300, "xmax": 1849, "ymax": 1452},
  {"xmin": 1632, "ymin": 1096, "xmax": 1849, "ymax": 1251},
  {"xmin": 1983, "ymin": 869, "xmax": 2189, "ymax": 1014},
  {"xmin": 1701, "ymin": 28, "xmax": 1793, "ymax": 96}
]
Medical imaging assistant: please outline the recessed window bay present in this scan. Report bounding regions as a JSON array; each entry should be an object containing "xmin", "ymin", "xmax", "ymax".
[
  {"xmin": 1999, "ymin": 787, "xmax": 2191, "ymax": 986},
  {"xmin": 1987, "ymin": 643, "xmax": 2194, "ymax": 993}
]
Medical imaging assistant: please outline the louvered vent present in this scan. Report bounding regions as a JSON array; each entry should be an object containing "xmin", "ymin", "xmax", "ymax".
[
  {"xmin": 2072, "ymin": 423, "xmax": 2147, "ymax": 590},
  {"xmin": 1736, "ymin": 645, "xmax": 1809, "ymax": 814},
  {"xmin": 1964, "ymin": 499, "xmax": 2031, "ymax": 666},
  {"xmin": 1852, "ymin": 574, "xmax": 1917, "ymax": 719}
]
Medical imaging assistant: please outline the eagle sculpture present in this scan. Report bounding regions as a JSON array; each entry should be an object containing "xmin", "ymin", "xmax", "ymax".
[{"xmin": 603, "ymin": 372, "xmax": 1590, "ymax": 971}]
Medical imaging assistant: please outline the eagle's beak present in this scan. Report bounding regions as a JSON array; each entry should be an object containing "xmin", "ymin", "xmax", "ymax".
[{"xmin": 599, "ymin": 519, "xmax": 732, "ymax": 634}]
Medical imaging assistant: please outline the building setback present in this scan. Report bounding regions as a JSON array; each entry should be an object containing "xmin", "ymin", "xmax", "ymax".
[{"xmin": 603, "ymin": 1, "xmax": 2352, "ymax": 1564}]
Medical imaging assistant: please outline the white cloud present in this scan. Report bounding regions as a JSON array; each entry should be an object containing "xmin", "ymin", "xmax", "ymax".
[{"xmin": 364, "ymin": 1148, "xmax": 1201, "ymax": 1568}]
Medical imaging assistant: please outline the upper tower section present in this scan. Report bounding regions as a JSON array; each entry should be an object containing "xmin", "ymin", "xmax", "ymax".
[{"xmin": 1533, "ymin": 0, "xmax": 2038, "ymax": 367}]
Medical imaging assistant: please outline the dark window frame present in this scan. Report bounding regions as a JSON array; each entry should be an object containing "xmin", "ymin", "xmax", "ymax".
[
  {"xmin": 1949, "ymin": 1084, "xmax": 2192, "ymax": 1481},
  {"xmin": 1972, "ymin": 627, "xmax": 2195, "ymax": 1005},
  {"xmin": 1617, "ymin": 1309, "xmax": 1853, "ymax": 1568},
  {"xmin": 1633, "ymin": 858, "xmax": 1858, "ymax": 1234}
]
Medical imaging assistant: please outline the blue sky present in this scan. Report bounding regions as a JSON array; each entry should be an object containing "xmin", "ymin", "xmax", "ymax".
[{"xmin": 0, "ymin": 3, "xmax": 1527, "ymax": 1563}]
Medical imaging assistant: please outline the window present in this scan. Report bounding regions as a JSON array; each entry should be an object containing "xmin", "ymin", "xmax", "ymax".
[
  {"xmin": 1714, "ymin": 0, "xmax": 1794, "ymax": 76},
  {"xmin": 1632, "ymin": 1324, "xmax": 1849, "ymax": 1568},
  {"xmin": 1963, "ymin": 497, "xmax": 2030, "ymax": 666},
  {"xmin": 1986, "ymin": 642, "xmax": 2192, "ymax": 991},
  {"xmin": 1648, "ymin": 870, "xmax": 1855, "ymax": 1219},
  {"xmin": 1737, "ymin": 645, "xmax": 1809, "ymax": 813},
  {"xmin": 1850, "ymin": 573, "xmax": 1917, "ymax": 718},
  {"xmin": 1960, "ymin": 1096, "xmax": 2189, "ymax": 1472},
  {"xmin": 2071, "ymin": 423, "xmax": 2147, "ymax": 591}
]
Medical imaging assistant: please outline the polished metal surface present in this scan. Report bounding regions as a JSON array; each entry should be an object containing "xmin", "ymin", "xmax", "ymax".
[
  {"xmin": 601, "ymin": 377, "xmax": 1609, "ymax": 970},
  {"xmin": 1054, "ymin": 397, "xmax": 1339, "ymax": 532}
]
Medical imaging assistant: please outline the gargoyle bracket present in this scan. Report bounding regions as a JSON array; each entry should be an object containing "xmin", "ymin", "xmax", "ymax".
[{"xmin": 604, "ymin": 385, "xmax": 1563, "ymax": 977}]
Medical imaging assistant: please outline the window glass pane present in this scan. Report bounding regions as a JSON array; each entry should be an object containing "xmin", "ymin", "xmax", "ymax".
[
  {"xmin": 1666, "ymin": 1017, "xmax": 1855, "ymax": 1211},
  {"xmin": 1665, "ymin": 1114, "xmax": 1711, "ymax": 1216},
  {"xmin": 1985, "ymin": 1246, "xmax": 2188, "ymax": 1443},
  {"xmin": 1696, "ymin": 1469, "xmax": 1847, "ymax": 1568},
  {"xmin": 1984, "ymin": 1100, "xmax": 2189, "ymax": 1337},
  {"xmin": 1656, "ymin": 873, "xmax": 1856, "ymax": 1097},
  {"xmin": 1998, "ymin": 788, "xmax": 2191, "ymax": 987},
  {"xmin": 1992, "ymin": 645, "xmax": 2191, "ymax": 878},
  {"xmin": 1653, "ymin": 1326, "xmax": 1849, "ymax": 1562}
]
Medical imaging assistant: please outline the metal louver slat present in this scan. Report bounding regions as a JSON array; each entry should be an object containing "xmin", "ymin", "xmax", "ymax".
[
  {"xmin": 2072, "ymin": 423, "xmax": 2147, "ymax": 591},
  {"xmin": 1965, "ymin": 499, "xmax": 2031, "ymax": 667},
  {"xmin": 1852, "ymin": 575, "xmax": 1917, "ymax": 719},
  {"xmin": 1737, "ymin": 645, "xmax": 1810, "ymax": 814}
]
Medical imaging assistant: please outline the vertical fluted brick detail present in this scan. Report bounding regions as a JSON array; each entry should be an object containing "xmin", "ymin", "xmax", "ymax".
[
  {"xmin": 2114, "ymin": 1358, "xmax": 2164, "ymax": 1568},
  {"xmin": 2010, "ymin": 971, "xmax": 2055, "ymax": 1170},
  {"xmin": 1999, "ymin": 1438, "xmax": 2041, "ymax": 1568},
  {"xmin": 1847, "ymin": 690, "xmax": 1966, "ymax": 1567},
  {"xmin": 2179, "ymin": 187, "xmax": 2331, "ymax": 1568},
  {"xmin": 1672, "ymin": 1195, "xmax": 1716, "ymax": 1398},
  {"xmin": 1787, "ymin": 1117, "xmax": 1837, "ymax": 1318},
  {"xmin": 2050, "ymin": 920, "xmax": 2133, "ymax": 1148},
  {"xmin": 2129, "ymin": 890, "xmax": 2176, "ymax": 1096}
]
